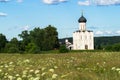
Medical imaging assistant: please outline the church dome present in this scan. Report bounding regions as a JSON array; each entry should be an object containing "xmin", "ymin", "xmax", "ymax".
[{"xmin": 78, "ymin": 15, "xmax": 87, "ymax": 23}]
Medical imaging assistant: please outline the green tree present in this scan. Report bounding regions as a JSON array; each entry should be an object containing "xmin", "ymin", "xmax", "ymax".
[
  {"xmin": 30, "ymin": 25, "xmax": 59, "ymax": 51},
  {"xmin": 18, "ymin": 30, "xmax": 31, "ymax": 51},
  {"xmin": 44, "ymin": 25, "xmax": 59, "ymax": 50},
  {"xmin": 18, "ymin": 25, "xmax": 59, "ymax": 53},
  {"xmin": 0, "ymin": 33, "xmax": 7, "ymax": 52},
  {"xmin": 30, "ymin": 27, "xmax": 45, "ymax": 51},
  {"xmin": 10, "ymin": 38, "xmax": 19, "ymax": 47},
  {"xmin": 5, "ymin": 37, "xmax": 19, "ymax": 53}
]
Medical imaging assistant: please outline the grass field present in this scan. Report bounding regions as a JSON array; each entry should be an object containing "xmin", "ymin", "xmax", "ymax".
[{"xmin": 0, "ymin": 52, "xmax": 120, "ymax": 80}]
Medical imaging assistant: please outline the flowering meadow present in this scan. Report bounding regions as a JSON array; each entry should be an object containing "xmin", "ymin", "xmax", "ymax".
[{"xmin": 0, "ymin": 52, "xmax": 120, "ymax": 80}]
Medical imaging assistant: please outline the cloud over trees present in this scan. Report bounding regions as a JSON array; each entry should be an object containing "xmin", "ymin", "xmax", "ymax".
[{"xmin": 78, "ymin": 0, "xmax": 120, "ymax": 6}]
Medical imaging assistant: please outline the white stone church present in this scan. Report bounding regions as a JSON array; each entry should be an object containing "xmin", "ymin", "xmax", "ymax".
[{"xmin": 65, "ymin": 13, "xmax": 94, "ymax": 50}]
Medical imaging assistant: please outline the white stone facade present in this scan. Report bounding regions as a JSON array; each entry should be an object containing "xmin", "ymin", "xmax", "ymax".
[{"xmin": 73, "ymin": 15, "xmax": 94, "ymax": 50}]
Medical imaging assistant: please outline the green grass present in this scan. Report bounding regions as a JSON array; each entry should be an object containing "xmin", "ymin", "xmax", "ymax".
[{"xmin": 0, "ymin": 52, "xmax": 120, "ymax": 80}]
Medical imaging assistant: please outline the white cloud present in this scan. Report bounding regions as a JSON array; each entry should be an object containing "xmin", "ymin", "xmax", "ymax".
[
  {"xmin": 94, "ymin": 0, "xmax": 120, "ymax": 6},
  {"xmin": 8, "ymin": 25, "xmax": 30, "ymax": 31},
  {"xmin": 22, "ymin": 25, "xmax": 30, "ymax": 30},
  {"xmin": 95, "ymin": 31, "xmax": 104, "ymax": 35},
  {"xmin": 105, "ymin": 31, "xmax": 113, "ymax": 34},
  {"xmin": 116, "ymin": 30, "xmax": 120, "ymax": 34},
  {"xmin": 94, "ymin": 30, "xmax": 120, "ymax": 36},
  {"xmin": 78, "ymin": 0, "xmax": 120, "ymax": 6},
  {"xmin": 43, "ymin": 0, "xmax": 67, "ymax": 4},
  {"xmin": 0, "ymin": 12, "xmax": 7, "ymax": 17},
  {"xmin": 78, "ymin": 0, "xmax": 91, "ymax": 6}
]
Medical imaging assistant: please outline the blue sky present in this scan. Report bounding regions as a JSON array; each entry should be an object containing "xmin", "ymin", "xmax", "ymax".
[{"xmin": 1, "ymin": 0, "xmax": 120, "ymax": 40}]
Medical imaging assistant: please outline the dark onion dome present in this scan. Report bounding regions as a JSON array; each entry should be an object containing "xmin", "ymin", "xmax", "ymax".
[{"xmin": 78, "ymin": 15, "xmax": 87, "ymax": 23}]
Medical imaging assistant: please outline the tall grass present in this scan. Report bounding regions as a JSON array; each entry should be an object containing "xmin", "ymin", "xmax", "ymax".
[{"xmin": 0, "ymin": 52, "xmax": 120, "ymax": 80}]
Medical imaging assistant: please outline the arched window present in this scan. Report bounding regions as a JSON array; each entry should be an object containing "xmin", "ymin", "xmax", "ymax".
[{"xmin": 85, "ymin": 45, "xmax": 88, "ymax": 50}]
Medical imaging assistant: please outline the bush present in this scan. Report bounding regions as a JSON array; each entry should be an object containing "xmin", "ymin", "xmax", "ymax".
[
  {"xmin": 105, "ymin": 45, "xmax": 113, "ymax": 51},
  {"xmin": 105, "ymin": 43, "xmax": 120, "ymax": 51},
  {"xmin": 59, "ymin": 45, "xmax": 69, "ymax": 53},
  {"xmin": 7, "ymin": 47, "xmax": 19, "ymax": 53},
  {"xmin": 112, "ymin": 43, "xmax": 120, "ymax": 51},
  {"xmin": 25, "ymin": 43, "xmax": 41, "ymax": 54}
]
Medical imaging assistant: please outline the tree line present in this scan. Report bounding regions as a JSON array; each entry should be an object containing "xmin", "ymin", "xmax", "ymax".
[
  {"xmin": 59, "ymin": 36, "xmax": 120, "ymax": 51},
  {"xmin": 0, "ymin": 25, "xmax": 60, "ymax": 53},
  {"xmin": 94, "ymin": 36, "xmax": 120, "ymax": 51}
]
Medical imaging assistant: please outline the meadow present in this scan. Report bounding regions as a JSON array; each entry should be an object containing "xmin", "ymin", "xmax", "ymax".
[{"xmin": 0, "ymin": 52, "xmax": 120, "ymax": 80}]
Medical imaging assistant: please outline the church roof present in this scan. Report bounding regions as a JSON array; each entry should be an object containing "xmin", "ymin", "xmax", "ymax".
[
  {"xmin": 78, "ymin": 15, "xmax": 87, "ymax": 23},
  {"xmin": 74, "ymin": 30, "xmax": 93, "ymax": 33}
]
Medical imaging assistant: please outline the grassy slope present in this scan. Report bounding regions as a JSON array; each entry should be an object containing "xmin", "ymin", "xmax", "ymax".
[{"xmin": 0, "ymin": 52, "xmax": 120, "ymax": 80}]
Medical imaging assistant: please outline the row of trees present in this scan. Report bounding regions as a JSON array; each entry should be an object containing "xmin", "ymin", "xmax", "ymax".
[
  {"xmin": 0, "ymin": 25, "xmax": 60, "ymax": 53},
  {"xmin": 94, "ymin": 36, "xmax": 120, "ymax": 50},
  {"xmin": 103, "ymin": 43, "xmax": 120, "ymax": 51}
]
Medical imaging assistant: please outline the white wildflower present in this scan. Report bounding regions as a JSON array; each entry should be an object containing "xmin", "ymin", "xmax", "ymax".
[
  {"xmin": 24, "ymin": 59, "xmax": 30, "ymax": 63},
  {"xmin": 8, "ymin": 75, "xmax": 13, "ymax": 80},
  {"xmin": 61, "ymin": 74, "xmax": 67, "ymax": 78},
  {"xmin": 0, "ymin": 65, "xmax": 3, "ymax": 68},
  {"xmin": 96, "ymin": 63, "xmax": 99, "ymax": 65},
  {"xmin": 4, "ymin": 75, "xmax": 7, "ymax": 78},
  {"xmin": 35, "ymin": 70, "xmax": 40, "ymax": 74},
  {"xmin": 0, "ymin": 69, "xmax": 2, "ymax": 72},
  {"xmin": 54, "ymin": 66, "xmax": 58, "ymax": 69},
  {"xmin": 23, "ymin": 70, "xmax": 28, "ymax": 75},
  {"xmin": 34, "ymin": 77, "xmax": 40, "ymax": 80},
  {"xmin": 77, "ymin": 67, "xmax": 80, "ymax": 70},
  {"xmin": 16, "ymin": 74, "xmax": 20, "ymax": 77},
  {"xmin": 29, "ymin": 69, "xmax": 34, "ymax": 73},
  {"xmin": 103, "ymin": 62, "xmax": 106, "ymax": 64},
  {"xmin": 41, "ymin": 67, "xmax": 46, "ymax": 71},
  {"xmin": 4, "ymin": 73, "xmax": 8, "ymax": 76},
  {"xmin": 17, "ymin": 77, "xmax": 22, "ymax": 80},
  {"xmin": 52, "ymin": 74, "xmax": 58, "ymax": 79},
  {"xmin": 116, "ymin": 68, "xmax": 120, "ymax": 71},
  {"xmin": 49, "ymin": 69, "xmax": 54, "ymax": 73},
  {"xmin": 9, "ymin": 62, "xmax": 13, "ymax": 65},
  {"xmin": 4, "ymin": 64, "xmax": 8, "ymax": 68},
  {"xmin": 41, "ymin": 72, "xmax": 46, "ymax": 76},
  {"xmin": 26, "ymin": 67, "xmax": 30, "ymax": 70},
  {"xmin": 61, "ymin": 72, "xmax": 71, "ymax": 78},
  {"xmin": 119, "ymin": 71, "xmax": 120, "ymax": 74},
  {"xmin": 111, "ymin": 67, "xmax": 116, "ymax": 70}
]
